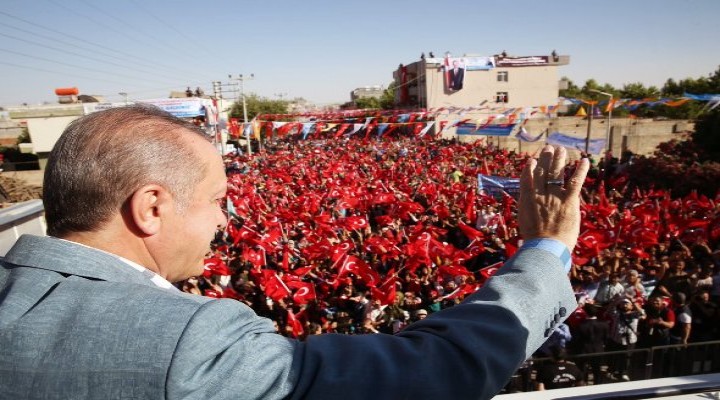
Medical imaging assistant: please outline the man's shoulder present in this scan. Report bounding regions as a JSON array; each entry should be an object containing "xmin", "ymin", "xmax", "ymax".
[{"xmin": 1, "ymin": 259, "xmax": 213, "ymax": 318}]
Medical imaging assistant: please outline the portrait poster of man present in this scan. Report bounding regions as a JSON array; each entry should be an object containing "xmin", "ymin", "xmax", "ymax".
[{"xmin": 444, "ymin": 56, "xmax": 466, "ymax": 91}]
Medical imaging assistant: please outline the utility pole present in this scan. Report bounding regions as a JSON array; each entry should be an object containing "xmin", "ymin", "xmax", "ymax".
[
  {"xmin": 584, "ymin": 102, "xmax": 594, "ymax": 154},
  {"xmin": 229, "ymin": 73, "xmax": 255, "ymax": 155},
  {"xmin": 212, "ymin": 78, "xmax": 242, "ymax": 154},
  {"xmin": 210, "ymin": 81, "xmax": 224, "ymax": 154},
  {"xmin": 589, "ymin": 89, "xmax": 614, "ymax": 154}
]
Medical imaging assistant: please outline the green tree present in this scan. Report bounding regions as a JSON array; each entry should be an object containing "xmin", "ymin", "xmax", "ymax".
[
  {"xmin": 618, "ymin": 82, "xmax": 660, "ymax": 118},
  {"xmin": 352, "ymin": 84, "xmax": 397, "ymax": 110},
  {"xmin": 692, "ymin": 108, "xmax": 720, "ymax": 161},
  {"xmin": 354, "ymin": 96, "xmax": 382, "ymax": 110},
  {"xmin": 228, "ymin": 94, "xmax": 289, "ymax": 121},
  {"xmin": 17, "ymin": 127, "xmax": 31, "ymax": 144},
  {"xmin": 379, "ymin": 85, "xmax": 395, "ymax": 109},
  {"xmin": 559, "ymin": 78, "xmax": 620, "ymax": 116},
  {"xmin": 559, "ymin": 77, "xmax": 581, "ymax": 99},
  {"xmin": 659, "ymin": 66, "xmax": 720, "ymax": 119},
  {"xmin": 619, "ymin": 82, "xmax": 659, "ymax": 99}
]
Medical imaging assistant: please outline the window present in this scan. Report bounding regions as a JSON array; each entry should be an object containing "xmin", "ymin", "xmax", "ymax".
[
  {"xmin": 496, "ymin": 92, "xmax": 509, "ymax": 103},
  {"xmin": 497, "ymin": 71, "xmax": 508, "ymax": 82}
]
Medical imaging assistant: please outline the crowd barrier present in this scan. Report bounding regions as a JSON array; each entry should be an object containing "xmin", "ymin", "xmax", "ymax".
[{"xmin": 503, "ymin": 340, "xmax": 720, "ymax": 393}]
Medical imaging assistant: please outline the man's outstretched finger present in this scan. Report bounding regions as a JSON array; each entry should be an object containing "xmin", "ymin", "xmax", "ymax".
[
  {"xmin": 565, "ymin": 158, "xmax": 590, "ymax": 198},
  {"xmin": 548, "ymin": 146, "xmax": 567, "ymax": 180}
]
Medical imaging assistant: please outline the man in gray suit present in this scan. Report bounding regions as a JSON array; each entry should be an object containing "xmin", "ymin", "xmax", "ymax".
[{"xmin": 0, "ymin": 105, "xmax": 588, "ymax": 399}]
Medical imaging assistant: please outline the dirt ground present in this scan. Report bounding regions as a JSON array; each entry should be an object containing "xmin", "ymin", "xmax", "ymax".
[{"xmin": 0, "ymin": 170, "xmax": 43, "ymax": 205}]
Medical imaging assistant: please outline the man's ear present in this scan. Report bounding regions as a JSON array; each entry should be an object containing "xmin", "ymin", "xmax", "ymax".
[{"xmin": 127, "ymin": 184, "xmax": 174, "ymax": 236}]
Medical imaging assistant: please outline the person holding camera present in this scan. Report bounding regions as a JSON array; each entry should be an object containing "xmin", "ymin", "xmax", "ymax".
[{"xmin": 607, "ymin": 296, "xmax": 646, "ymax": 381}]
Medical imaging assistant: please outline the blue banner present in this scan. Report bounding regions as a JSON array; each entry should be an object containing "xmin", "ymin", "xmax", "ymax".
[
  {"xmin": 377, "ymin": 123, "xmax": 389, "ymax": 137},
  {"xmin": 301, "ymin": 123, "xmax": 315, "ymax": 140},
  {"xmin": 138, "ymin": 98, "xmax": 206, "ymax": 118},
  {"xmin": 456, "ymin": 123, "xmax": 516, "ymax": 136},
  {"xmin": 547, "ymin": 132, "xmax": 605, "ymax": 155},
  {"xmin": 463, "ymin": 56, "xmax": 496, "ymax": 71},
  {"xmin": 477, "ymin": 174, "xmax": 520, "ymax": 198},
  {"xmin": 683, "ymin": 93, "xmax": 720, "ymax": 101},
  {"xmin": 516, "ymin": 128, "xmax": 544, "ymax": 142}
]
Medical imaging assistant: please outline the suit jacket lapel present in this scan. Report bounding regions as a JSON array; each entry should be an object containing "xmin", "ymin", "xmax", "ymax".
[{"xmin": 4, "ymin": 234, "xmax": 159, "ymax": 289}]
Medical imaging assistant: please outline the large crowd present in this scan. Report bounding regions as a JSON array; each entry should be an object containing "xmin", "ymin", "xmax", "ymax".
[{"xmin": 182, "ymin": 134, "xmax": 720, "ymax": 388}]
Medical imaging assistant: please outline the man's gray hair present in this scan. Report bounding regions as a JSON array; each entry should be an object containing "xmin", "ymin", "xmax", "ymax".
[{"xmin": 43, "ymin": 104, "xmax": 211, "ymax": 237}]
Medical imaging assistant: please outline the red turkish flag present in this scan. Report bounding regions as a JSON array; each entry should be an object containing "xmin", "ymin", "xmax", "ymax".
[
  {"xmin": 287, "ymin": 309, "xmax": 304, "ymax": 338},
  {"xmin": 363, "ymin": 235, "xmax": 394, "ymax": 255},
  {"xmin": 479, "ymin": 262, "xmax": 503, "ymax": 280},
  {"xmin": 286, "ymin": 281, "xmax": 316, "ymax": 305},
  {"xmin": 343, "ymin": 216, "xmax": 369, "ymax": 230},
  {"xmin": 577, "ymin": 229, "xmax": 613, "ymax": 257},
  {"xmin": 458, "ymin": 221, "xmax": 484, "ymax": 241},
  {"xmin": 596, "ymin": 181, "xmax": 618, "ymax": 218},
  {"xmin": 429, "ymin": 204, "xmax": 451, "ymax": 219},
  {"xmin": 337, "ymin": 255, "xmax": 380, "ymax": 287},
  {"xmin": 709, "ymin": 216, "xmax": 720, "ymax": 241},
  {"xmin": 464, "ymin": 239, "xmax": 485, "ymax": 258},
  {"xmin": 370, "ymin": 269, "xmax": 397, "ymax": 306},
  {"xmin": 465, "ymin": 190, "xmax": 476, "ymax": 222},
  {"xmin": 428, "ymin": 238, "xmax": 455, "ymax": 260},
  {"xmin": 374, "ymin": 215, "xmax": 394, "ymax": 227},
  {"xmin": 330, "ymin": 240, "xmax": 354, "ymax": 263},
  {"xmin": 404, "ymin": 232, "xmax": 432, "ymax": 264},
  {"xmin": 504, "ymin": 238, "xmax": 519, "ymax": 259},
  {"xmin": 281, "ymin": 245, "xmax": 290, "ymax": 271},
  {"xmin": 333, "ymin": 123, "xmax": 351, "ymax": 138},
  {"xmin": 438, "ymin": 264, "xmax": 472, "ymax": 278},
  {"xmin": 372, "ymin": 192, "xmax": 396, "ymax": 205},
  {"xmin": 235, "ymin": 224, "xmax": 259, "ymax": 244},
  {"xmin": 202, "ymin": 256, "xmax": 231, "ymax": 277},
  {"xmin": 243, "ymin": 247, "xmax": 266, "ymax": 268},
  {"xmin": 443, "ymin": 283, "xmax": 478, "ymax": 301},
  {"xmin": 262, "ymin": 269, "xmax": 291, "ymax": 302},
  {"xmin": 291, "ymin": 266, "xmax": 314, "ymax": 277}
]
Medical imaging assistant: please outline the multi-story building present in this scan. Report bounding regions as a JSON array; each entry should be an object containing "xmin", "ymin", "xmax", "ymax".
[
  {"xmin": 393, "ymin": 51, "xmax": 570, "ymax": 138},
  {"xmin": 350, "ymin": 86, "xmax": 385, "ymax": 103}
]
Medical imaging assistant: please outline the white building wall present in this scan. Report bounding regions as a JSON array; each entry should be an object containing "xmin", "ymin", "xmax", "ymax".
[{"xmin": 26, "ymin": 116, "xmax": 79, "ymax": 153}]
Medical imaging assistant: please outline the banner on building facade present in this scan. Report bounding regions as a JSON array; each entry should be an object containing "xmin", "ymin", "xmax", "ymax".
[
  {"xmin": 477, "ymin": 174, "xmax": 520, "ymax": 198},
  {"xmin": 456, "ymin": 122, "xmax": 516, "ymax": 136},
  {"xmin": 463, "ymin": 56, "xmax": 496, "ymax": 71},
  {"xmin": 547, "ymin": 132, "xmax": 606, "ymax": 154},
  {"xmin": 82, "ymin": 102, "xmax": 127, "ymax": 114},
  {"xmin": 137, "ymin": 98, "xmax": 207, "ymax": 118},
  {"xmin": 444, "ymin": 56, "xmax": 466, "ymax": 91},
  {"xmin": 495, "ymin": 56, "xmax": 549, "ymax": 67}
]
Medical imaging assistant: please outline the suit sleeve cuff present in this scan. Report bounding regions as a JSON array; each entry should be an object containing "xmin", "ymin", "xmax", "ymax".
[{"xmin": 520, "ymin": 238, "xmax": 572, "ymax": 273}]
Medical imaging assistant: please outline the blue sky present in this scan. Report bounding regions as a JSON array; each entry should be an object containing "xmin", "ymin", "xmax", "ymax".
[{"xmin": 1, "ymin": 0, "xmax": 718, "ymax": 107}]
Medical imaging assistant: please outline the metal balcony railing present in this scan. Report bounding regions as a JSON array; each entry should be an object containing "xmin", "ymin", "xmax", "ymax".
[{"xmin": 501, "ymin": 340, "xmax": 720, "ymax": 394}]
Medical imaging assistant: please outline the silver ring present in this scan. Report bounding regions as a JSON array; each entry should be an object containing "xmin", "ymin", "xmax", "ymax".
[{"xmin": 546, "ymin": 179, "xmax": 564, "ymax": 186}]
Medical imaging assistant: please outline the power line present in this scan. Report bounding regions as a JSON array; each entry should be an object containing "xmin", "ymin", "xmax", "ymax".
[
  {"xmin": 0, "ymin": 9, "xmax": 209, "ymax": 79},
  {"xmin": 0, "ymin": 18, "xmax": 164, "ymax": 73},
  {"xmin": 0, "ymin": 60, "xmax": 123, "ymax": 86},
  {"xmin": 0, "ymin": 47, "xmax": 182, "ymax": 87},
  {"xmin": 128, "ymin": 0, "xmax": 217, "ymax": 60},
  {"xmin": 0, "ymin": 60, "xmax": 211, "ymax": 103},
  {"xmin": 0, "ymin": 31, "xmax": 185, "ymax": 85},
  {"xmin": 48, "ymin": 0, "xmax": 213, "ymax": 75}
]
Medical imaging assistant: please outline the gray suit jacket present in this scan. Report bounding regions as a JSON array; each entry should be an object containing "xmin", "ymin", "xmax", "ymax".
[{"xmin": 0, "ymin": 235, "xmax": 576, "ymax": 399}]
